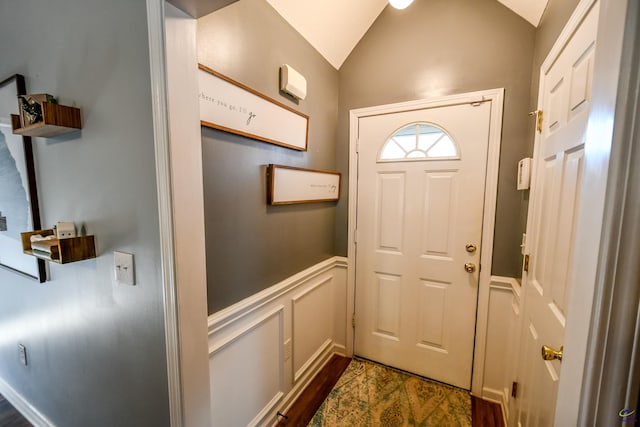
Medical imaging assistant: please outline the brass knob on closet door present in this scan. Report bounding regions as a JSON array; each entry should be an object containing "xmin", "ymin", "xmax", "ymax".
[
  {"xmin": 464, "ymin": 263, "xmax": 476, "ymax": 273},
  {"xmin": 541, "ymin": 345, "xmax": 563, "ymax": 361}
]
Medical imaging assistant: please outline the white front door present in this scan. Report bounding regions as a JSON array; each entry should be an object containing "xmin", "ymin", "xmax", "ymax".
[
  {"xmin": 354, "ymin": 101, "xmax": 491, "ymax": 389},
  {"xmin": 516, "ymin": 2, "xmax": 599, "ymax": 425}
]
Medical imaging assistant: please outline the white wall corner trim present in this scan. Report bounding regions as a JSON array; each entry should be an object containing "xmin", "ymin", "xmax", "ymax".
[
  {"xmin": 0, "ymin": 377, "xmax": 57, "ymax": 427},
  {"xmin": 347, "ymin": 89, "xmax": 505, "ymax": 397},
  {"xmin": 145, "ymin": 1, "xmax": 184, "ymax": 426},
  {"xmin": 207, "ymin": 256, "xmax": 348, "ymax": 426}
]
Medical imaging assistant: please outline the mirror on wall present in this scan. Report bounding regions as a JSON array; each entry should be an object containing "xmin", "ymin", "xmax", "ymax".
[{"xmin": 0, "ymin": 74, "xmax": 45, "ymax": 282}]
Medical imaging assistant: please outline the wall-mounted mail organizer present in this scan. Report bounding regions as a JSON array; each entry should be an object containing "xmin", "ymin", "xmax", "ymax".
[
  {"xmin": 20, "ymin": 229, "xmax": 96, "ymax": 264},
  {"xmin": 10, "ymin": 93, "xmax": 82, "ymax": 137}
]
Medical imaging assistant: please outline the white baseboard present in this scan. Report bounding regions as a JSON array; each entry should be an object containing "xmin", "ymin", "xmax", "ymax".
[
  {"xmin": 0, "ymin": 377, "xmax": 56, "ymax": 427},
  {"xmin": 207, "ymin": 256, "xmax": 349, "ymax": 427}
]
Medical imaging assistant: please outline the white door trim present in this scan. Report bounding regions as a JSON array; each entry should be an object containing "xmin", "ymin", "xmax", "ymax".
[
  {"xmin": 347, "ymin": 89, "xmax": 504, "ymax": 396},
  {"xmin": 145, "ymin": 1, "xmax": 183, "ymax": 426}
]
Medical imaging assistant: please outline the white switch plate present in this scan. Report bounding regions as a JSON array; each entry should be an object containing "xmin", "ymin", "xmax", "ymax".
[
  {"xmin": 114, "ymin": 251, "xmax": 135, "ymax": 285},
  {"xmin": 18, "ymin": 344, "xmax": 27, "ymax": 366}
]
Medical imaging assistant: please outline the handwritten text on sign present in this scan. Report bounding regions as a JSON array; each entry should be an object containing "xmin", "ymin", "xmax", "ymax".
[
  {"xmin": 269, "ymin": 165, "xmax": 341, "ymax": 205},
  {"xmin": 198, "ymin": 66, "xmax": 308, "ymax": 151}
]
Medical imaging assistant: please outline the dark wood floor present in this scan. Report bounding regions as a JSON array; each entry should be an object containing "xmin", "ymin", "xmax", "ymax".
[
  {"xmin": 277, "ymin": 354, "xmax": 351, "ymax": 426},
  {"xmin": 0, "ymin": 394, "xmax": 32, "ymax": 427},
  {"xmin": 472, "ymin": 394, "xmax": 504, "ymax": 427},
  {"xmin": 278, "ymin": 355, "xmax": 505, "ymax": 427}
]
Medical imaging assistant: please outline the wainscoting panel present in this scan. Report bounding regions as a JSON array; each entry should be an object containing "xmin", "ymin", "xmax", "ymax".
[
  {"xmin": 208, "ymin": 257, "xmax": 348, "ymax": 427},
  {"xmin": 292, "ymin": 276, "xmax": 335, "ymax": 382},
  {"xmin": 482, "ymin": 276, "xmax": 521, "ymax": 424},
  {"xmin": 210, "ymin": 306, "xmax": 285, "ymax": 427}
]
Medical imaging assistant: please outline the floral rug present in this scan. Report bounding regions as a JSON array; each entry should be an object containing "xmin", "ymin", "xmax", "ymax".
[{"xmin": 308, "ymin": 358, "xmax": 471, "ymax": 427}]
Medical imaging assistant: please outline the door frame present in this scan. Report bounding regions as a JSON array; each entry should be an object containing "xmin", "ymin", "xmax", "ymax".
[
  {"xmin": 346, "ymin": 89, "xmax": 504, "ymax": 396},
  {"xmin": 146, "ymin": 1, "xmax": 213, "ymax": 426},
  {"xmin": 580, "ymin": 0, "xmax": 640, "ymax": 420}
]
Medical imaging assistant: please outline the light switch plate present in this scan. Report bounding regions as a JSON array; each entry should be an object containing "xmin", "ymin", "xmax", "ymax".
[
  {"xmin": 18, "ymin": 344, "xmax": 27, "ymax": 366},
  {"xmin": 114, "ymin": 251, "xmax": 135, "ymax": 286}
]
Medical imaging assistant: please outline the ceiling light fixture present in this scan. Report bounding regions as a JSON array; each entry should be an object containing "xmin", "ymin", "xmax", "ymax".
[{"xmin": 389, "ymin": 0, "xmax": 414, "ymax": 10}]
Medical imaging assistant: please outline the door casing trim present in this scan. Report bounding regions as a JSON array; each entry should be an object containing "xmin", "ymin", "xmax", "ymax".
[{"xmin": 347, "ymin": 89, "xmax": 505, "ymax": 396}]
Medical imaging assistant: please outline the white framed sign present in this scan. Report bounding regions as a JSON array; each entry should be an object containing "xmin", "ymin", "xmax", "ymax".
[
  {"xmin": 267, "ymin": 164, "xmax": 341, "ymax": 205},
  {"xmin": 198, "ymin": 64, "xmax": 309, "ymax": 151}
]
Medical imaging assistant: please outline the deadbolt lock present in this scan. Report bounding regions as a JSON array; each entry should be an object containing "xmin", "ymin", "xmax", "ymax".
[
  {"xmin": 464, "ymin": 263, "xmax": 476, "ymax": 273},
  {"xmin": 465, "ymin": 243, "xmax": 477, "ymax": 253},
  {"xmin": 541, "ymin": 345, "xmax": 563, "ymax": 361}
]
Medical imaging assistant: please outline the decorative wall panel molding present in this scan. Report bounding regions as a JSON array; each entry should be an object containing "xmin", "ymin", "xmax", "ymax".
[
  {"xmin": 207, "ymin": 256, "xmax": 348, "ymax": 426},
  {"xmin": 482, "ymin": 276, "xmax": 521, "ymax": 425}
]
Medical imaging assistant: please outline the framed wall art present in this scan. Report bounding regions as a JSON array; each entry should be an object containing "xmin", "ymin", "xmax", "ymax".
[
  {"xmin": 198, "ymin": 64, "xmax": 309, "ymax": 151},
  {"xmin": 0, "ymin": 74, "xmax": 45, "ymax": 282},
  {"xmin": 267, "ymin": 164, "xmax": 341, "ymax": 205}
]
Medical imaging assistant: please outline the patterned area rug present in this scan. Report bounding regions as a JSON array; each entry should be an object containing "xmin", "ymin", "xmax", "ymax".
[{"xmin": 309, "ymin": 358, "xmax": 471, "ymax": 427}]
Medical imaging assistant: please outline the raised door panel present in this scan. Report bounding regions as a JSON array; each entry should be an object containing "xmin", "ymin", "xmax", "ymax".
[
  {"xmin": 377, "ymin": 173, "xmax": 406, "ymax": 253},
  {"xmin": 373, "ymin": 273, "xmax": 402, "ymax": 340},
  {"xmin": 421, "ymin": 171, "xmax": 457, "ymax": 258},
  {"xmin": 417, "ymin": 280, "xmax": 449, "ymax": 352}
]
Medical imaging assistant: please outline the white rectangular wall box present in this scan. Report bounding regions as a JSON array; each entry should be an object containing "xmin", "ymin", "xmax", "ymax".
[
  {"xmin": 517, "ymin": 158, "xmax": 532, "ymax": 190},
  {"xmin": 280, "ymin": 64, "xmax": 307, "ymax": 100},
  {"xmin": 114, "ymin": 251, "xmax": 135, "ymax": 286},
  {"xmin": 56, "ymin": 221, "xmax": 76, "ymax": 239}
]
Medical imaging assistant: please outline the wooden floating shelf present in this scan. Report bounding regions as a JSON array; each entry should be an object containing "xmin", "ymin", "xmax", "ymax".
[
  {"xmin": 21, "ymin": 229, "xmax": 96, "ymax": 264},
  {"xmin": 11, "ymin": 102, "xmax": 82, "ymax": 137}
]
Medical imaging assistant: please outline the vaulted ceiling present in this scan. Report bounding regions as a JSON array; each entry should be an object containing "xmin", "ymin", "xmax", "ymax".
[
  {"xmin": 168, "ymin": 0, "xmax": 550, "ymax": 69},
  {"xmin": 266, "ymin": 0, "xmax": 549, "ymax": 69}
]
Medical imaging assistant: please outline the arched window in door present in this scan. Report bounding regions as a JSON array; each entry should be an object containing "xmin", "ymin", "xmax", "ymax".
[{"xmin": 378, "ymin": 123, "xmax": 459, "ymax": 162}]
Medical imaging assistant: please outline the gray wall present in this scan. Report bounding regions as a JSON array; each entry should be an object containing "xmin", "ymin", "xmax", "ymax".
[
  {"xmin": 197, "ymin": 0, "xmax": 339, "ymax": 313},
  {"xmin": 0, "ymin": 1, "xmax": 169, "ymax": 426},
  {"xmin": 336, "ymin": 0, "xmax": 536, "ymax": 278}
]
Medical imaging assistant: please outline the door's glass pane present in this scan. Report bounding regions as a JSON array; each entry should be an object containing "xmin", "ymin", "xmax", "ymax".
[
  {"xmin": 393, "ymin": 135, "xmax": 416, "ymax": 153},
  {"xmin": 379, "ymin": 123, "xmax": 459, "ymax": 161},
  {"xmin": 381, "ymin": 140, "xmax": 406, "ymax": 159},
  {"xmin": 427, "ymin": 136, "xmax": 457, "ymax": 158},
  {"xmin": 407, "ymin": 150, "xmax": 427, "ymax": 158}
]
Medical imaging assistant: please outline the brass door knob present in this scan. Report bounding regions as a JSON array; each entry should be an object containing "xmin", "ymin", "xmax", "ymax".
[
  {"xmin": 541, "ymin": 345, "xmax": 563, "ymax": 361},
  {"xmin": 465, "ymin": 243, "xmax": 477, "ymax": 253},
  {"xmin": 464, "ymin": 263, "xmax": 476, "ymax": 273}
]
